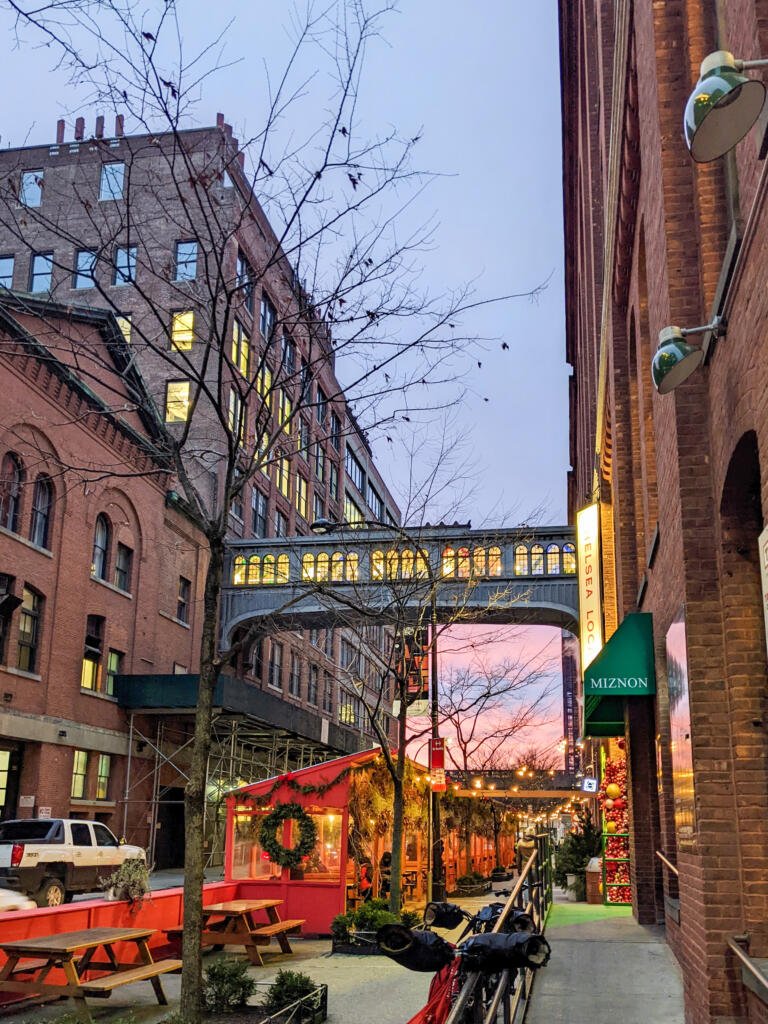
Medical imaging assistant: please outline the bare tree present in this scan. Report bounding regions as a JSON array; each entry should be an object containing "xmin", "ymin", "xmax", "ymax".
[{"xmin": 0, "ymin": 3, "xmax": 542, "ymax": 1019}]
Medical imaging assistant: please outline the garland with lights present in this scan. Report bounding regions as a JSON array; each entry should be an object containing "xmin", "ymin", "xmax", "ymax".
[{"xmin": 258, "ymin": 802, "xmax": 318, "ymax": 869}]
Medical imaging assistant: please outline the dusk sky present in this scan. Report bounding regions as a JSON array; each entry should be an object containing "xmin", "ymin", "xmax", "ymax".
[{"xmin": 0, "ymin": 1, "xmax": 568, "ymax": 757}]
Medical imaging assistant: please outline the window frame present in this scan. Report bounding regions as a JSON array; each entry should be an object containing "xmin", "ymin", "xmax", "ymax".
[
  {"xmin": 177, "ymin": 576, "xmax": 191, "ymax": 623},
  {"xmin": 174, "ymin": 240, "xmax": 198, "ymax": 282},
  {"xmin": 251, "ymin": 488, "xmax": 268, "ymax": 538},
  {"xmin": 73, "ymin": 249, "xmax": 96, "ymax": 289},
  {"xmin": 114, "ymin": 542, "xmax": 133, "ymax": 592},
  {"xmin": 71, "ymin": 750, "xmax": 89, "ymax": 800},
  {"xmin": 113, "ymin": 245, "xmax": 137, "ymax": 286},
  {"xmin": 91, "ymin": 514, "xmax": 111, "ymax": 580},
  {"xmin": 170, "ymin": 310, "xmax": 195, "ymax": 351},
  {"xmin": 17, "ymin": 586, "xmax": 41, "ymax": 674},
  {"xmin": 0, "ymin": 452, "xmax": 23, "ymax": 533},
  {"xmin": 165, "ymin": 380, "xmax": 191, "ymax": 423},
  {"xmin": 20, "ymin": 169, "xmax": 43, "ymax": 208},
  {"xmin": 99, "ymin": 162, "xmax": 125, "ymax": 201},
  {"xmin": 29, "ymin": 252, "xmax": 53, "ymax": 293},
  {"xmin": 29, "ymin": 475, "xmax": 53, "ymax": 549},
  {"xmin": 0, "ymin": 255, "xmax": 14, "ymax": 289}
]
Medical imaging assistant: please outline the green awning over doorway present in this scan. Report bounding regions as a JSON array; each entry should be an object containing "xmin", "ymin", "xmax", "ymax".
[{"xmin": 582, "ymin": 612, "xmax": 655, "ymax": 737}]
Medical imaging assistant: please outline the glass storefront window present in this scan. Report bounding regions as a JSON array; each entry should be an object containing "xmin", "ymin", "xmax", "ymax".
[
  {"xmin": 230, "ymin": 809, "xmax": 283, "ymax": 881},
  {"xmin": 299, "ymin": 809, "xmax": 342, "ymax": 881}
]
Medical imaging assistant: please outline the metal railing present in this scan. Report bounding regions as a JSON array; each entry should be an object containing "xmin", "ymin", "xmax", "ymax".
[
  {"xmin": 728, "ymin": 936, "xmax": 768, "ymax": 1006},
  {"xmin": 655, "ymin": 850, "xmax": 679, "ymax": 876},
  {"xmin": 444, "ymin": 833, "xmax": 552, "ymax": 1024}
]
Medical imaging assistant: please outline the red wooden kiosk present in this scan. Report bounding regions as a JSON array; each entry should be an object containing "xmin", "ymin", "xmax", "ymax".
[{"xmin": 224, "ymin": 748, "xmax": 430, "ymax": 935}]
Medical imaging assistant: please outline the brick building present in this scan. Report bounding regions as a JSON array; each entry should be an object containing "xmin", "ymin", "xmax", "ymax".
[
  {"xmin": 0, "ymin": 114, "xmax": 401, "ymax": 864},
  {"xmin": 561, "ymin": 2, "xmax": 768, "ymax": 1021},
  {"xmin": 0, "ymin": 297, "xmax": 205, "ymax": 844}
]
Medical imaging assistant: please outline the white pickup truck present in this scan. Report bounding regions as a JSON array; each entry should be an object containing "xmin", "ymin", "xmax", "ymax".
[{"xmin": 0, "ymin": 818, "xmax": 146, "ymax": 907}]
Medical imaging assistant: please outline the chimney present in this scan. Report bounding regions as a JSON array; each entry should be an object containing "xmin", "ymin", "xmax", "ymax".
[
  {"xmin": 95, "ymin": 115, "xmax": 104, "ymax": 139},
  {"xmin": 238, "ymin": 151, "xmax": 245, "ymax": 170},
  {"xmin": 74, "ymin": 117, "xmax": 85, "ymax": 141},
  {"xmin": 216, "ymin": 112, "xmax": 225, "ymax": 128},
  {"xmin": 114, "ymin": 114, "xmax": 124, "ymax": 138},
  {"xmin": 56, "ymin": 119, "xmax": 65, "ymax": 144}
]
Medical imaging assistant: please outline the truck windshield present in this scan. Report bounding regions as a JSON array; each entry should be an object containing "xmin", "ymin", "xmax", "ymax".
[{"xmin": 0, "ymin": 821, "xmax": 56, "ymax": 842}]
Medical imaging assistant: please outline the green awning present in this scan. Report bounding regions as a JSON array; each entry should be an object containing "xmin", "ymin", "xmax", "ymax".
[{"xmin": 582, "ymin": 613, "xmax": 655, "ymax": 737}]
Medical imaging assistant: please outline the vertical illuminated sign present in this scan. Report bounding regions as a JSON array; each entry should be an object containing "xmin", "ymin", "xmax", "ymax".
[{"xmin": 576, "ymin": 503, "xmax": 603, "ymax": 670}]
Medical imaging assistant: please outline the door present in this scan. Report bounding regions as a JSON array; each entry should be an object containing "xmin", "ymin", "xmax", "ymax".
[
  {"xmin": 154, "ymin": 787, "xmax": 185, "ymax": 870},
  {"xmin": 0, "ymin": 746, "xmax": 22, "ymax": 821}
]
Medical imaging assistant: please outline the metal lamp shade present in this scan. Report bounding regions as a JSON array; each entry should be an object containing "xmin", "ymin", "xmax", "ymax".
[
  {"xmin": 651, "ymin": 328, "xmax": 704, "ymax": 394},
  {"xmin": 685, "ymin": 52, "xmax": 766, "ymax": 162}
]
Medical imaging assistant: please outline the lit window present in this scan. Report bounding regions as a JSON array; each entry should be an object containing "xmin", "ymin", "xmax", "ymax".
[
  {"xmin": 96, "ymin": 754, "xmax": 111, "ymax": 800},
  {"xmin": 371, "ymin": 550, "xmax": 384, "ymax": 580},
  {"xmin": 174, "ymin": 240, "xmax": 198, "ymax": 281},
  {"xmin": 457, "ymin": 547, "xmax": 470, "ymax": 578},
  {"xmin": 29, "ymin": 252, "xmax": 53, "ymax": 293},
  {"xmin": 256, "ymin": 363, "xmax": 273, "ymax": 409},
  {"xmin": 81, "ymin": 615, "xmax": 104, "ymax": 691},
  {"xmin": 20, "ymin": 170, "xmax": 43, "ymax": 207},
  {"xmin": 233, "ymin": 555, "xmax": 246, "ymax": 585},
  {"xmin": 231, "ymin": 319, "xmax": 250, "ymax": 375},
  {"xmin": 105, "ymin": 650, "xmax": 122, "ymax": 697},
  {"xmin": 442, "ymin": 547, "xmax": 456, "ymax": 577},
  {"xmin": 71, "ymin": 750, "xmax": 88, "ymax": 799},
  {"xmin": 488, "ymin": 546, "xmax": 502, "ymax": 576},
  {"xmin": 302, "ymin": 553, "xmax": 315, "ymax": 581},
  {"xmin": 99, "ymin": 162, "xmax": 125, "ymax": 201},
  {"xmin": 171, "ymin": 310, "xmax": 195, "ymax": 351},
  {"xmin": 260, "ymin": 294, "xmax": 276, "ymax": 340},
  {"xmin": 514, "ymin": 545, "xmax": 529, "ymax": 576},
  {"xmin": 0, "ymin": 255, "xmax": 14, "ymax": 289},
  {"xmin": 473, "ymin": 547, "xmax": 486, "ymax": 576},
  {"xmin": 277, "ymin": 456, "xmax": 291, "ymax": 499},
  {"xmin": 386, "ymin": 549, "xmax": 399, "ymax": 579},
  {"xmin": 316, "ymin": 552, "xmax": 330, "ymax": 581},
  {"xmin": 563, "ymin": 543, "xmax": 576, "ymax": 574},
  {"xmin": 277, "ymin": 554, "xmax": 289, "ymax": 582},
  {"xmin": 295, "ymin": 476, "xmax": 308, "ymax": 519},
  {"xmin": 546, "ymin": 543, "xmax": 560, "ymax": 574},
  {"xmin": 331, "ymin": 551, "xmax": 344, "ymax": 582},
  {"xmin": 73, "ymin": 249, "xmax": 96, "ymax": 289},
  {"xmin": 165, "ymin": 380, "xmax": 191, "ymax": 422},
  {"xmin": 346, "ymin": 552, "xmax": 359, "ymax": 581},
  {"xmin": 344, "ymin": 493, "xmax": 364, "ymax": 527},
  {"xmin": 401, "ymin": 549, "xmax": 414, "ymax": 578},
  {"xmin": 279, "ymin": 390, "xmax": 293, "ymax": 434},
  {"xmin": 116, "ymin": 315, "xmax": 132, "ymax": 343},
  {"xmin": 29, "ymin": 475, "xmax": 53, "ymax": 549},
  {"xmin": 246, "ymin": 555, "xmax": 261, "ymax": 584},
  {"xmin": 17, "ymin": 586, "xmax": 41, "ymax": 674},
  {"xmin": 113, "ymin": 245, "xmax": 136, "ymax": 285},
  {"xmin": 531, "ymin": 544, "xmax": 544, "ymax": 575},
  {"xmin": 91, "ymin": 514, "xmax": 111, "ymax": 579},
  {"xmin": 228, "ymin": 388, "xmax": 244, "ymax": 444},
  {"xmin": 177, "ymin": 576, "xmax": 191, "ymax": 623}
]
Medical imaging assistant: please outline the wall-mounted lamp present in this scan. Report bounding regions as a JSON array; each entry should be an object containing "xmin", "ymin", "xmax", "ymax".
[
  {"xmin": 685, "ymin": 50, "xmax": 768, "ymax": 162},
  {"xmin": 57, "ymin": 729, "xmax": 67, "ymax": 738},
  {"xmin": 652, "ymin": 316, "xmax": 727, "ymax": 394}
]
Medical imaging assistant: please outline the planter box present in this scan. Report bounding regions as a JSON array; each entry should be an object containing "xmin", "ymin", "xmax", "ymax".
[
  {"xmin": 453, "ymin": 880, "xmax": 492, "ymax": 897},
  {"xmin": 209, "ymin": 985, "xmax": 328, "ymax": 1024},
  {"xmin": 331, "ymin": 931, "xmax": 382, "ymax": 955}
]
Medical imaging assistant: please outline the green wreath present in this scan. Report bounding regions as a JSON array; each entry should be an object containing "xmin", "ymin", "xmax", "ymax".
[{"xmin": 259, "ymin": 802, "xmax": 318, "ymax": 869}]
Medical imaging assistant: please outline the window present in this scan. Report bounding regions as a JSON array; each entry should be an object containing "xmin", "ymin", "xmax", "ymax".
[
  {"xmin": 113, "ymin": 245, "xmax": 136, "ymax": 285},
  {"xmin": 315, "ymin": 444, "xmax": 325, "ymax": 482},
  {"xmin": 73, "ymin": 249, "xmax": 96, "ymax": 289},
  {"xmin": 274, "ymin": 509, "xmax": 288, "ymax": 538},
  {"xmin": 228, "ymin": 387, "xmax": 244, "ymax": 444},
  {"xmin": 81, "ymin": 615, "xmax": 104, "ymax": 691},
  {"xmin": 324, "ymin": 629, "xmax": 334, "ymax": 658},
  {"xmin": 344, "ymin": 493, "xmax": 365, "ymax": 528},
  {"xmin": 71, "ymin": 750, "xmax": 88, "ymax": 799},
  {"xmin": 563, "ymin": 543, "xmax": 576, "ymax": 574},
  {"xmin": 260, "ymin": 294, "xmax": 276, "ymax": 340},
  {"xmin": 289, "ymin": 653, "xmax": 301, "ymax": 697},
  {"xmin": 116, "ymin": 314, "xmax": 132, "ymax": 343},
  {"xmin": 91, "ymin": 514, "xmax": 111, "ymax": 580},
  {"xmin": 26, "ymin": 475, "xmax": 52, "ymax": 549},
  {"xmin": 322, "ymin": 672, "xmax": 333, "ymax": 713},
  {"xmin": 546, "ymin": 543, "xmax": 560, "ymax": 575},
  {"xmin": 177, "ymin": 576, "xmax": 191, "ymax": 623},
  {"xmin": 236, "ymin": 250, "xmax": 254, "ymax": 313},
  {"xmin": 278, "ymin": 390, "xmax": 293, "ymax": 434},
  {"xmin": 96, "ymin": 755, "xmax": 111, "ymax": 800},
  {"xmin": 256, "ymin": 363, "xmax": 273, "ymax": 409},
  {"xmin": 171, "ymin": 310, "xmax": 195, "ymax": 351},
  {"xmin": 20, "ymin": 169, "xmax": 43, "ymax": 207},
  {"xmin": 313, "ymin": 492, "xmax": 325, "ymax": 524},
  {"xmin": 345, "ymin": 448, "xmax": 365, "ymax": 493},
  {"xmin": 513, "ymin": 545, "xmax": 529, "ymax": 576},
  {"xmin": 17, "ymin": 586, "xmax": 41, "ymax": 673},
  {"xmin": 174, "ymin": 240, "xmax": 198, "ymax": 281},
  {"xmin": 316, "ymin": 386, "xmax": 327, "ymax": 425},
  {"xmin": 94, "ymin": 823, "xmax": 117, "ymax": 847},
  {"xmin": 299, "ymin": 419, "xmax": 310, "ymax": 460},
  {"xmin": 268, "ymin": 640, "xmax": 283, "ymax": 689},
  {"xmin": 330, "ymin": 412, "xmax": 342, "ymax": 451},
  {"xmin": 231, "ymin": 319, "xmax": 250, "ymax": 375},
  {"xmin": 339, "ymin": 693, "xmax": 361, "ymax": 728},
  {"xmin": 165, "ymin": 380, "xmax": 191, "ymax": 422},
  {"xmin": 308, "ymin": 664, "xmax": 318, "ymax": 705},
  {"xmin": 114, "ymin": 542, "xmax": 133, "ymax": 592},
  {"xmin": 531, "ymin": 544, "xmax": 545, "ymax": 575},
  {"xmin": 99, "ymin": 162, "xmax": 125, "ymax": 201},
  {"xmin": 29, "ymin": 252, "xmax": 53, "ymax": 292},
  {"xmin": 230, "ymin": 485, "xmax": 244, "ymax": 521},
  {"xmin": 300, "ymin": 356, "xmax": 312, "ymax": 398},
  {"xmin": 0, "ymin": 255, "xmax": 13, "ymax": 289},
  {"xmin": 295, "ymin": 476, "xmax": 308, "ymax": 519},
  {"xmin": 281, "ymin": 335, "xmax": 296, "ymax": 375},
  {"xmin": 329, "ymin": 462, "xmax": 339, "ymax": 501},
  {"xmin": 0, "ymin": 453, "xmax": 23, "ymax": 533},
  {"xmin": 0, "ymin": 574, "xmax": 17, "ymax": 664},
  {"xmin": 367, "ymin": 483, "xmax": 383, "ymax": 521},
  {"xmin": 105, "ymin": 649, "xmax": 122, "ymax": 697},
  {"xmin": 276, "ymin": 455, "xmax": 291, "ymax": 499},
  {"xmin": 71, "ymin": 822, "xmax": 91, "ymax": 844},
  {"xmin": 251, "ymin": 489, "xmax": 268, "ymax": 538}
]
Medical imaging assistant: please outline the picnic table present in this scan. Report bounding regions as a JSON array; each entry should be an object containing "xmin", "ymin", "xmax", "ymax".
[
  {"xmin": 0, "ymin": 926, "xmax": 181, "ymax": 1022},
  {"xmin": 172, "ymin": 899, "xmax": 305, "ymax": 966}
]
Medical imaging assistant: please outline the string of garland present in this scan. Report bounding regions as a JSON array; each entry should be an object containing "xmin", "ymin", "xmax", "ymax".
[
  {"xmin": 258, "ymin": 802, "xmax": 318, "ymax": 869},
  {"xmin": 258, "ymin": 764, "xmax": 354, "ymax": 803}
]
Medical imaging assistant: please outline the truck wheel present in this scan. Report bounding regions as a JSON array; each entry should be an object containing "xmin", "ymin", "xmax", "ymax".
[{"xmin": 36, "ymin": 877, "xmax": 67, "ymax": 907}]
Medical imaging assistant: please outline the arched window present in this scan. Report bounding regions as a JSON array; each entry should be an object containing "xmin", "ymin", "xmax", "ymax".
[
  {"xmin": 316, "ymin": 552, "xmax": 330, "ymax": 582},
  {"xmin": 401, "ymin": 549, "xmax": 414, "ymax": 578},
  {"xmin": 488, "ymin": 546, "xmax": 502, "ymax": 577},
  {"xmin": 276, "ymin": 554, "xmax": 289, "ymax": 582},
  {"xmin": 92, "ymin": 514, "xmax": 111, "ymax": 580},
  {"xmin": 414, "ymin": 550, "xmax": 429, "ymax": 577},
  {"xmin": 546, "ymin": 543, "xmax": 560, "ymax": 575},
  {"xmin": 262, "ymin": 554, "xmax": 276, "ymax": 584},
  {"xmin": 457, "ymin": 547, "xmax": 470, "ymax": 578},
  {"xmin": 562, "ymin": 543, "xmax": 576, "ymax": 574},
  {"xmin": 386, "ymin": 549, "xmax": 399, "ymax": 579},
  {"xmin": 247, "ymin": 555, "xmax": 261, "ymax": 584},
  {"xmin": 531, "ymin": 544, "xmax": 544, "ymax": 575},
  {"xmin": 442, "ymin": 547, "xmax": 456, "ymax": 577},
  {"xmin": 473, "ymin": 547, "xmax": 486, "ymax": 576},
  {"xmin": 346, "ymin": 552, "xmax": 359, "ymax": 581},
  {"xmin": 371, "ymin": 550, "xmax": 385, "ymax": 581},
  {"xmin": 0, "ymin": 452, "xmax": 23, "ymax": 533},
  {"xmin": 331, "ymin": 551, "xmax": 344, "ymax": 582},
  {"xmin": 30, "ymin": 475, "xmax": 53, "ymax": 549},
  {"xmin": 233, "ymin": 555, "xmax": 246, "ymax": 585},
  {"xmin": 302, "ymin": 553, "xmax": 315, "ymax": 581},
  {"xmin": 513, "ymin": 544, "xmax": 529, "ymax": 576}
]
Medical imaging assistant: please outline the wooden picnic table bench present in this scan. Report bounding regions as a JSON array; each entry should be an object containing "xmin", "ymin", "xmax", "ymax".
[
  {"xmin": 168, "ymin": 898, "xmax": 305, "ymax": 966},
  {"xmin": 0, "ymin": 926, "xmax": 181, "ymax": 1022}
]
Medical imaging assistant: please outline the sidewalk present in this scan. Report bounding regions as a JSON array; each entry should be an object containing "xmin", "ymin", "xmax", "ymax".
[{"xmin": 526, "ymin": 897, "xmax": 685, "ymax": 1024}]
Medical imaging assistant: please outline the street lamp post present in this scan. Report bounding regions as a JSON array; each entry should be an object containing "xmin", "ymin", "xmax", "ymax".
[{"xmin": 310, "ymin": 517, "xmax": 444, "ymax": 902}]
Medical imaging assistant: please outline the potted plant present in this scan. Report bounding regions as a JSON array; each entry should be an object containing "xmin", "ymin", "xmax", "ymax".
[
  {"xmin": 99, "ymin": 858, "xmax": 150, "ymax": 907},
  {"xmin": 554, "ymin": 808, "xmax": 602, "ymax": 901}
]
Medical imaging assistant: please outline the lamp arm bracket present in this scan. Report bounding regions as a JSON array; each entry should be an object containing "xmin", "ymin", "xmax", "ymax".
[
  {"xmin": 738, "ymin": 58, "xmax": 768, "ymax": 70},
  {"xmin": 680, "ymin": 315, "xmax": 727, "ymax": 338}
]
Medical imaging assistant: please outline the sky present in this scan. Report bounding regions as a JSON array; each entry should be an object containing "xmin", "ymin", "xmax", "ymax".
[{"xmin": 0, "ymin": 1, "xmax": 568, "ymax": 757}]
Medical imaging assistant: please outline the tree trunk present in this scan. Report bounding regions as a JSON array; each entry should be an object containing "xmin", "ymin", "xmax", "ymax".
[
  {"xmin": 180, "ymin": 537, "xmax": 224, "ymax": 1024},
  {"xmin": 462, "ymin": 803, "xmax": 472, "ymax": 875},
  {"xmin": 389, "ymin": 693, "xmax": 408, "ymax": 913}
]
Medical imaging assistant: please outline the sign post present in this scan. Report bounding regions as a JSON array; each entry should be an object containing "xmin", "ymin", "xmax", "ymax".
[{"xmin": 430, "ymin": 737, "xmax": 446, "ymax": 792}]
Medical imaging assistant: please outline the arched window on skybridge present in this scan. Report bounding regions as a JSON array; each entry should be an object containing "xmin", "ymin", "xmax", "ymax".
[
  {"xmin": 514, "ymin": 544, "xmax": 529, "ymax": 575},
  {"xmin": 346, "ymin": 552, "xmax": 359, "ymax": 581},
  {"xmin": 262, "ymin": 554, "xmax": 276, "ymax": 584},
  {"xmin": 563, "ymin": 543, "xmax": 576, "ymax": 574},
  {"xmin": 247, "ymin": 555, "xmax": 261, "ymax": 585},
  {"xmin": 488, "ymin": 546, "xmax": 502, "ymax": 576},
  {"xmin": 371, "ymin": 549, "xmax": 385, "ymax": 580},
  {"xmin": 302, "ymin": 553, "xmax": 315, "ymax": 581},
  {"xmin": 442, "ymin": 546, "xmax": 456, "ymax": 577},
  {"xmin": 414, "ymin": 550, "xmax": 430, "ymax": 577},
  {"xmin": 401, "ymin": 549, "xmax": 414, "ymax": 578},
  {"xmin": 531, "ymin": 544, "xmax": 545, "ymax": 575},
  {"xmin": 457, "ymin": 546, "xmax": 471, "ymax": 578},
  {"xmin": 331, "ymin": 551, "xmax": 345, "ymax": 582},
  {"xmin": 233, "ymin": 555, "xmax": 246, "ymax": 585},
  {"xmin": 316, "ymin": 552, "xmax": 330, "ymax": 582},
  {"xmin": 546, "ymin": 543, "xmax": 560, "ymax": 575},
  {"xmin": 276, "ymin": 554, "xmax": 289, "ymax": 582},
  {"xmin": 386, "ymin": 549, "xmax": 399, "ymax": 579},
  {"xmin": 473, "ymin": 547, "xmax": 486, "ymax": 576}
]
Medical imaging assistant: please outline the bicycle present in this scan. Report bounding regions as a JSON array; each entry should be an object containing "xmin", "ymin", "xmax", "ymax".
[{"xmin": 377, "ymin": 889, "xmax": 550, "ymax": 1024}]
